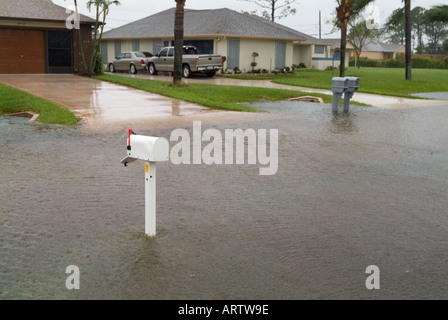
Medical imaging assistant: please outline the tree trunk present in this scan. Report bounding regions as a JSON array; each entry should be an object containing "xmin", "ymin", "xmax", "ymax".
[
  {"xmin": 405, "ymin": 0, "xmax": 412, "ymax": 80},
  {"xmin": 74, "ymin": 0, "xmax": 88, "ymax": 75},
  {"xmin": 173, "ymin": 0, "xmax": 186, "ymax": 84},
  {"xmin": 339, "ymin": 20, "xmax": 347, "ymax": 77}
]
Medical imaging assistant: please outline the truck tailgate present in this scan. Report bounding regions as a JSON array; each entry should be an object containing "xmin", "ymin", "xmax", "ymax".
[{"xmin": 196, "ymin": 55, "xmax": 223, "ymax": 67}]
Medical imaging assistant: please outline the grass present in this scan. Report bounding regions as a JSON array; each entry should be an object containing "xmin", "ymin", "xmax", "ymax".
[
  {"xmin": 94, "ymin": 74, "xmax": 342, "ymax": 111},
  {"xmin": 269, "ymin": 68, "xmax": 448, "ymax": 98},
  {"xmin": 0, "ymin": 83, "xmax": 78, "ymax": 125}
]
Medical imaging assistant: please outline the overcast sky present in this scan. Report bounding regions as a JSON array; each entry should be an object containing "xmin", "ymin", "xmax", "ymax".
[{"xmin": 53, "ymin": 0, "xmax": 446, "ymax": 38}]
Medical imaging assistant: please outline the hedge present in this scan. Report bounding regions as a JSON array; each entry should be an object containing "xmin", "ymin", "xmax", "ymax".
[{"xmin": 350, "ymin": 56, "xmax": 448, "ymax": 69}]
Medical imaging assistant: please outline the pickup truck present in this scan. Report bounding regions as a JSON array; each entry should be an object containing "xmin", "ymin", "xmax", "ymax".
[{"xmin": 147, "ymin": 46, "xmax": 224, "ymax": 78}]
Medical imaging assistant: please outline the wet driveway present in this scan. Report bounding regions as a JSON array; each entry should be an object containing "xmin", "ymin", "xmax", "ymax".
[
  {"xmin": 1, "ymin": 99, "xmax": 447, "ymax": 299},
  {"xmin": 0, "ymin": 74, "xmax": 216, "ymax": 122}
]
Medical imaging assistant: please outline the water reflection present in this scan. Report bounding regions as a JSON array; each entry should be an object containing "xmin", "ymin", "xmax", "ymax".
[
  {"xmin": 171, "ymin": 99, "xmax": 181, "ymax": 116},
  {"xmin": 329, "ymin": 112, "xmax": 358, "ymax": 134}
]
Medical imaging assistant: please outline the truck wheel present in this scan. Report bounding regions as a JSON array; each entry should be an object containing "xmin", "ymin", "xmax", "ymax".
[
  {"xmin": 109, "ymin": 64, "xmax": 116, "ymax": 73},
  {"xmin": 130, "ymin": 64, "xmax": 138, "ymax": 74},
  {"xmin": 148, "ymin": 63, "xmax": 157, "ymax": 75},
  {"xmin": 182, "ymin": 64, "xmax": 192, "ymax": 78}
]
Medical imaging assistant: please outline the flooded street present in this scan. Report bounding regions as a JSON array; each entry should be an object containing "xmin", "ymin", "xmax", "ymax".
[{"xmin": 0, "ymin": 102, "xmax": 447, "ymax": 299}]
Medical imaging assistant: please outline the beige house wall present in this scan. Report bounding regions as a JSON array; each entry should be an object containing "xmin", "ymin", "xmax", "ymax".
[
  {"xmin": 293, "ymin": 45, "xmax": 312, "ymax": 68},
  {"xmin": 139, "ymin": 39, "xmax": 154, "ymax": 53},
  {"xmin": 361, "ymin": 46, "xmax": 405, "ymax": 60},
  {"xmin": 238, "ymin": 39, "xmax": 276, "ymax": 72},
  {"xmin": 103, "ymin": 38, "xmax": 328, "ymax": 71}
]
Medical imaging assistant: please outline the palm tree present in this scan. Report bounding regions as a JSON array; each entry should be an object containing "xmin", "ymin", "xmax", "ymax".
[
  {"xmin": 87, "ymin": 0, "xmax": 121, "ymax": 74},
  {"xmin": 65, "ymin": 0, "xmax": 88, "ymax": 74},
  {"xmin": 336, "ymin": 0, "xmax": 373, "ymax": 77},
  {"xmin": 404, "ymin": 0, "xmax": 411, "ymax": 81},
  {"xmin": 173, "ymin": 0, "xmax": 186, "ymax": 84}
]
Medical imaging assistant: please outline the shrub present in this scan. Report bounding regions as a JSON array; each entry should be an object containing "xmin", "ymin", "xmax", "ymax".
[
  {"xmin": 412, "ymin": 57, "xmax": 442, "ymax": 69},
  {"xmin": 382, "ymin": 59, "xmax": 404, "ymax": 68},
  {"xmin": 94, "ymin": 53, "xmax": 104, "ymax": 75},
  {"xmin": 357, "ymin": 55, "xmax": 446, "ymax": 69},
  {"xmin": 349, "ymin": 56, "xmax": 356, "ymax": 67}
]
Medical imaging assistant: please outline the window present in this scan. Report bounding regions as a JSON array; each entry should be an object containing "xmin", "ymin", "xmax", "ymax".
[
  {"xmin": 114, "ymin": 41, "xmax": 121, "ymax": 58},
  {"xmin": 184, "ymin": 40, "xmax": 214, "ymax": 54},
  {"xmin": 159, "ymin": 48, "xmax": 168, "ymax": 57},
  {"xmin": 314, "ymin": 45, "xmax": 325, "ymax": 54},
  {"xmin": 132, "ymin": 39, "xmax": 140, "ymax": 52},
  {"xmin": 168, "ymin": 48, "xmax": 174, "ymax": 56}
]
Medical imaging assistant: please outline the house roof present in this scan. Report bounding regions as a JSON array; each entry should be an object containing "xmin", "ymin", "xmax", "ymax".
[
  {"xmin": 102, "ymin": 8, "xmax": 308, "ymax": 41},
  {"xmin": 0, "ymin": 0, "xmax": 96, "ymax": 24},
  {"xmin": 362, "ymin": 41, "xmax": 404, "ymax": 53}
]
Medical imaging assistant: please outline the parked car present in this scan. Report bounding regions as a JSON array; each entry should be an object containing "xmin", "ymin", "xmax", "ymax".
[
  {"xmin": 108, "ymin": 51, "xmax": 152, "ymax": 74},
  {"xmin": 147, "ymin": 46, "xmax": 223, "ymax": 78}
]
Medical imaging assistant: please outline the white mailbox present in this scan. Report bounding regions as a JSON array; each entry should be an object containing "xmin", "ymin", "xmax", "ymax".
[
  {"xmin": 121, "ymin": 134, "xmax": 169, "ymax": 166},
  {"xmin": 121, "ymin": 130, "xmax": 169, "ymax": 237}
]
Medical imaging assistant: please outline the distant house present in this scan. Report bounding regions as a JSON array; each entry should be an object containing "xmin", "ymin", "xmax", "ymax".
[
  {"xmin": 101, "ymin": 8, "xmax": 338, "ymax": 72},
  {"xmin": 294, "ymin": 37, "xmax": 354, "ymax": 70},
  {"xmin": 357, "ymin": 41, "xmax": 405, "ymax": 60},
  {"xmin": 0, "ymin": 0, "xmax": 96, "ymax": 74}
]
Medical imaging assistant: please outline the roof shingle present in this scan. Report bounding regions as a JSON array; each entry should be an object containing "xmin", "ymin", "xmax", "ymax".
[
  {"xmin": 102, "ymin": 8, "xmax": 308, "ymax": 41},
  {"xmin": 0, "ymin": 0, "xmax": 96, "ymax": 24}
]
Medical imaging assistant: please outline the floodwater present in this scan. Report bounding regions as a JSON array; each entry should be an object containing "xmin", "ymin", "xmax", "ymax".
[{"xmin": 0, "ymin": 102, "xmax": 447, "ymax": 300}]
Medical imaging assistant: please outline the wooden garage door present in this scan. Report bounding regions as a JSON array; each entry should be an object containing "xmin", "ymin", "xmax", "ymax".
[{"xmin": 0, "ymin": 29, "xmax": 46, "ymax": 74}]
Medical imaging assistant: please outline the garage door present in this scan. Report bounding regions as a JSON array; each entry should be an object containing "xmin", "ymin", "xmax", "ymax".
[{"xmin": 0, "ymin": 29, "xmax": 46, "ymax": 74}]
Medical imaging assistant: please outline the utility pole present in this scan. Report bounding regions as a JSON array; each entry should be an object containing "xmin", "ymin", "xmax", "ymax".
[{"xmin": 319, "ymin": 10, "xmax": 322, "ymax": 39}]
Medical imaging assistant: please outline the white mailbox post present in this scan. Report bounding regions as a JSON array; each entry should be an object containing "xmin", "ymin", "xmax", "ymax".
[{"xmin": 121, "ymin": 130, "xmax": 169, "ymax": 237}]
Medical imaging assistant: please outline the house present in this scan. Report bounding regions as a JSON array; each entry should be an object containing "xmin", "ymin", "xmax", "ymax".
[
  {"xmin": 101, "ymin": 8, "xmax": 339, "ymax": 72},
  {"xmin": 357, "ymin": 41, "xmax": 405, "ymax": 60},
  {"xmin": 294, "ymin": 37, "xmax": 353, "ymax": 70},
  {"xmin": 0, "ymin": 0, "xmax": 96, "ymax": 74}
]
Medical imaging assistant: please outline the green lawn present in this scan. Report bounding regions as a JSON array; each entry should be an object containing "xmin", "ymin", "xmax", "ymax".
[
  {"xmin": 94, "ymin": 74, "xmax": 341, "ymax": 111},
  {"xmin": 0, "ymin": 83, "xmax": 78, "ymax": 125},
  {"xmin": 269, "ymin": 68, "xmax": 448, "ymax": 97}
]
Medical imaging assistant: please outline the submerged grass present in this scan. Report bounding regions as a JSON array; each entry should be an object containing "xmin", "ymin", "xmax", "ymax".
[
  {"xmin": 94, "ymin": 74, "xmax": 341, "ymax": 111},
  {"xmin": 0, "ymin": 83, "xmax": 78, "ymax": 125}
]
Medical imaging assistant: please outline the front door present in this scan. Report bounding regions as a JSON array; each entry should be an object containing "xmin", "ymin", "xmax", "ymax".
[{"xmin": 227, "ymin": 39, "xmax": 240, "ymax": 70}]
